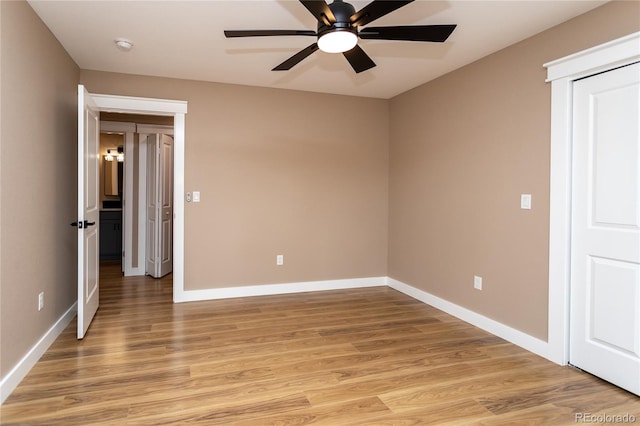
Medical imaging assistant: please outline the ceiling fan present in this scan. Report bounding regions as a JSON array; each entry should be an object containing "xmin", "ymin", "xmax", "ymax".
[{"xmin": 224, "ymin": 0, "xmax": 456, "ymax": 73}]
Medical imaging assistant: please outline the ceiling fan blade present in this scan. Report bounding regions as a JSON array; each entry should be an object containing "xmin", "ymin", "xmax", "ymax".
[
  {"xmin": 343, "ymin": 45, "xmax": 376, "ymax": 73},
  {"xmin": 273, "ymin": 43, "xmax": 320, "ymax": 71},
  {"xmin": 224, "ymin": 30, "xmax": 317, "ymax": 38},
  {"xmin": 299, "ymin": 0, "xmax": 336, "ymax": 26},
  {"xmin": 359, "ymin": 25, "xmax": 456, "ymax": 42},
  {"xmin": 350, "ymin": 0, "xmax": 413, "ymax": 27}
]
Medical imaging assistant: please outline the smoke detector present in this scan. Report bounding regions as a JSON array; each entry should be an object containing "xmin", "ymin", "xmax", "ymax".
[{"xmin": 114, "ymin": 38, "xmax": 133, "ymax": 51}]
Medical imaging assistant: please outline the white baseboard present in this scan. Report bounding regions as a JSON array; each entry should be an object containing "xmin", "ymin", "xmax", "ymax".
[
  {"xmin": 387, "ymin": 278, "xmax": 554, "ymax": 363},
  {"xmin": 0, "ymin": 302, "xmax": 77, "ymax": 404},
  {"xmin": 174, "ymin": 276, "xmax": 387, "ymax": 303},
  {"xmin": 124, "ymin": 267, "xmax": 145, "ymax": 277}
]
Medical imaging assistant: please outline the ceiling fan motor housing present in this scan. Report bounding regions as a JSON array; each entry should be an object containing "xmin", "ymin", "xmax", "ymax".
[{"xmin": 317, "ymin": 0, "xmax": 357, "ymax": 39}]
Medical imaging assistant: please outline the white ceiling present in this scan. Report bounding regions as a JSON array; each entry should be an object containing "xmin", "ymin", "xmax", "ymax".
[{"xmin": 28, "ymin": 0, "xmax": 608, "ymax": 99}]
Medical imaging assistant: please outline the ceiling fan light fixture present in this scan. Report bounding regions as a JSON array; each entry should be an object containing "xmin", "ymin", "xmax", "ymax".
[{"xmin": 318, "ymin": 29, "xmax": 357, "ymax": 53}]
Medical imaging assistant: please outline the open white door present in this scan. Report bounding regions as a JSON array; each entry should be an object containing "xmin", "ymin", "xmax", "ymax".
[
  {"xmin": 159, "ymin": 134, "xmax": 174, "ymax": 277},
  {"xmin": 146, "ymin": 135, "xmax": 159, "ymax": 277},
  {"xmin": 146, "ymin": 134, "xmax": 174, "ymax": 278},
  {"xmin": 77, "ymin": 85, "xmax": 100, "ymax": 339},
  {"xmin": 570, "ymin": 63, "xmax": 640, "ymax": 395}
]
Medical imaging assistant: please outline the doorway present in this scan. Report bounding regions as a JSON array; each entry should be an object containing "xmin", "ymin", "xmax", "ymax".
[
  {"xmin": 89, "ymin": 92, "xmax": 187, "ymax": 302},
  {"xmin": 98, "ymin": 131, "xmax": 125, "ymax": 271},
  {"xmin": 99, "ymin": 115, "xmax": 174, "ymax": 278}
]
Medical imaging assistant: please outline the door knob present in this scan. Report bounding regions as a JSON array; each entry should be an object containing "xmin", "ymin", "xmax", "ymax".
[{"xmin": 71, "ymin": 220, "xmax": 95, "ymax": 228}]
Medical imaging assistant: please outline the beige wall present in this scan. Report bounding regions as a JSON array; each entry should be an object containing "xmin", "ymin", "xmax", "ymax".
[
  {"xmin": 388, "ymin": 1, "xmax": 640, "ymax": 340},
  {"xmin": 80, "ymin": 71, "xmax": 390, "ymax": 290},
  {"xmin": 0, "ymin": 0, "xmax": 80, "ymax": 377}
]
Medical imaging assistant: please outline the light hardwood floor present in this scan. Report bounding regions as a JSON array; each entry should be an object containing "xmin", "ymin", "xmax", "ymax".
[{"xmin": 2, "ymin": 262, "xmax": 639, "ymax": 425}]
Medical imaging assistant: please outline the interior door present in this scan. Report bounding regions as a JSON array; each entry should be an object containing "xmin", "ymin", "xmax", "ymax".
[
  {"xmin": 77, "ymin": 85, "xmax": 100, "ymax": 339},
  {"xmin": 146, "ymin": 134, "xmax": 174, "ymax": 278},
  {"xmin": 159, "ymin": 134, "xmax": 174, "ymax": 277},
  {"xmin": 146, "ymin": 134, "xmax": 159, "ymax": 277},
  {"xmin": 570, "ymin": 62, "xmax": 640, "ymax": 395}
]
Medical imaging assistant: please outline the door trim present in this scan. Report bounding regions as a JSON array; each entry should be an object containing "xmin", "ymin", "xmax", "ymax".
[
  {"xmin": 544, "ymin": 31, "xmax": 640, "ymax": 365},
  {"xmin": 92, "ymin": 94, "xmax": 187, "ymax": 303}
]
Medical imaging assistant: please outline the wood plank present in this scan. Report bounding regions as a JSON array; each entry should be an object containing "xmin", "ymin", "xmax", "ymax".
[
  {"xmin": 304, "ymin": 363, "xmax": 480, "ymax": 406},
  {"xmin": 344, "ymin": 398, "xmax": 492, "ymax": 426},
  {"xmin": 232, "ymin": 397, "xmax": 391, "ymax": 426}
]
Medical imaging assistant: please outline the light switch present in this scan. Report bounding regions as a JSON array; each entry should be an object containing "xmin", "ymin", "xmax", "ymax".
[
  {"xmin": 193, "ymin": 191, "xmax": 200, "ymax": 203},
  {"xmin": 474, "ymin": 275, "xmax": 482, "ymax": 290},
  {"xmin": 520, "ymin": 194, "xmax": 532, "ymax": 210}
]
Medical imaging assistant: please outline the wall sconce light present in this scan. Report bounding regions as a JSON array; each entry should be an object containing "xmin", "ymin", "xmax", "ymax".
[{"xmin": 104, "ymin": 147, "xmax": 124, "ymax": 162}]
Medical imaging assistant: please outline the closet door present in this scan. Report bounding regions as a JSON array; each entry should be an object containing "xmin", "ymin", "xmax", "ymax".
[
  {"xmin": 146, "ymin": 134, "xmax": 160, "ymax": 277},
  {"xmin": 146, "ymin": 134, "xmax": 174, "ymax": 278},
  {"xmin": 570, "ymin": 62, "xmax": 640, "ymax": 396},
  {"xmin": 159, "ymin": 134, "xmax": 174, "ymax": 277}
]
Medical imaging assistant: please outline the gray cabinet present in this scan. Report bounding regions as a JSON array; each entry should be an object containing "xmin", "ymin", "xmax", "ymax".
[{"xmin": 100, "ymin": 210, "xmax": 122, "ymax": 260}]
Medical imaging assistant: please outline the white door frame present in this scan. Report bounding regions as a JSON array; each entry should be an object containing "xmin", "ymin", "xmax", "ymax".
[
  {"xmin": 92, "ymin": 94, "xmax": 187, "ymax": 303},
  {"xmin": 544, "ymin": 31, "xmax": 640, "ymax": 365}
]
